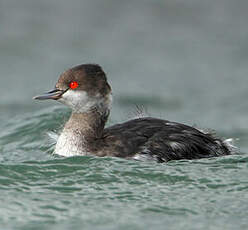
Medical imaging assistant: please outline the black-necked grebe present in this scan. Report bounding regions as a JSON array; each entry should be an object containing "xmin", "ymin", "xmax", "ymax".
[{"xmin": 33, "ymin": 64, "xmax": 233, "ymax": 162}]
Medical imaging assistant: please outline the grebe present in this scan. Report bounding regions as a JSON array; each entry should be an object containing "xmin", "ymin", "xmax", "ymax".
[{"xmin": 34, "ymin": 64, "xmax": 232, "ymax": 162}]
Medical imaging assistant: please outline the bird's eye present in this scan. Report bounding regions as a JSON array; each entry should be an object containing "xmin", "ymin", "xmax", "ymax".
[{"xmin": 70, "ymin": 81, "xmax": 79, "ymax": 89}]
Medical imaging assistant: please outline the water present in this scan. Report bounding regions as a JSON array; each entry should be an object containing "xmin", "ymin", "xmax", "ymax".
[{"xmin": 1, "ymin": 0, "xmax": 248, "ymax": 229}]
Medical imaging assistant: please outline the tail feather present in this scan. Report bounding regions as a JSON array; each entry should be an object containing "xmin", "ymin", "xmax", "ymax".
[{"xmin": 223, "ymin": 138, "xmax": 238, "ymax": 154}]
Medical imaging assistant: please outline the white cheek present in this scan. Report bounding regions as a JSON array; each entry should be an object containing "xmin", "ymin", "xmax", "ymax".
[
  {"xmin": 58, "ymin": 90, "xmax": 90, "ymax": 112},
  {"xmin": 58, "ymin": 90, "xmax": 112, "ymax": 113}
]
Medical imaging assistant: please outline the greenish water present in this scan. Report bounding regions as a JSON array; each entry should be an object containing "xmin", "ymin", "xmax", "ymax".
[
  {"xmin": 0, "ymin": 105, "xmax": 248, "ymax": 230},
  {"xmin": 1, "ymin": 0, "xmax": 248, "ymax": 229}
]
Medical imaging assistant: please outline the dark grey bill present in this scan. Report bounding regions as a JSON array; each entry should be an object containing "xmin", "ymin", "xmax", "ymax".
[{"xmin": 33, "ymin": 88, "xmax": 67, "ymax": 100}]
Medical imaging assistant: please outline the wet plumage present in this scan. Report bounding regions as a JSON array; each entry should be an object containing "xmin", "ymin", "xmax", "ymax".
[
  {"xmin": 100, "ymin": 118, "xmax": 230, "ymax": 162},
  {"xmin": 34, "ymin": 64, "xmax": 232, "ymax": 162}
]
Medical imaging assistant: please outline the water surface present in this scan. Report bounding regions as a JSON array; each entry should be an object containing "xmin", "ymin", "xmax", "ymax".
[{"xmin": 1, "ymin": 0, "xmax": 248, "ymax": 229}]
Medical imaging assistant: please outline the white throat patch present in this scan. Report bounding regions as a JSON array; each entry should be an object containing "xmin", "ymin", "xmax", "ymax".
[{"xmin": 58, "ymin": 90, "xmax": 112, "ymax": 113}]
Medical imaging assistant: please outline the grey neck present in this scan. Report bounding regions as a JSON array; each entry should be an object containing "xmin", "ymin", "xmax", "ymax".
[
  {"xmin": 64, "ymin": 108, "xmax": 109, "ymax": 140},
  {"xmin": 55, "ymin": 107, "xmax": 110, "ymax": 156}
]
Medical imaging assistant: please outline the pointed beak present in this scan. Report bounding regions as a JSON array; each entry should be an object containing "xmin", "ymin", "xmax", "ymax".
[{"xmin": 33, "ymin": 88, "xmax": 67, "ymax": 100}]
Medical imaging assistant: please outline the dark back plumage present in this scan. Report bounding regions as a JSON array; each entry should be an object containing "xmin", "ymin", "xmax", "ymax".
[{"xmin": 102, "ymin": 117, "xmax": 231, "ymax": 162}]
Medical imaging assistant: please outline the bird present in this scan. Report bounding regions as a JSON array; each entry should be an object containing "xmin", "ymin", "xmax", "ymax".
[{"xmin": 33, "ymin": 64, "xmax": 233, "ymax": 162}]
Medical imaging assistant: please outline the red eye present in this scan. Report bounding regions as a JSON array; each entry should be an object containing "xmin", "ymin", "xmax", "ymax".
[{"xmin": 70, "ymin": 81, "xmax": 78, "ymax": 89}]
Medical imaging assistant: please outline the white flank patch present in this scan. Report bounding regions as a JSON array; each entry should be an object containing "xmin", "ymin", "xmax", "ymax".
[
  {"xmin": 132, "ymin": 147, "xmax": 158, "ymax": 162},
  {"xmin": 132, "ymin": 154, "xmax": 156, "ymax": 161}
]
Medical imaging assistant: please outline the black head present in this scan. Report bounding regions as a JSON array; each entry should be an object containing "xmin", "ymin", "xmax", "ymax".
[
  {"xmin": 56, "ymin": 64, "xmax": 111, "ymax": 97},
  {"xmin": 34, "ymin": 64, "xmax": 112, "ymax": 113}
]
